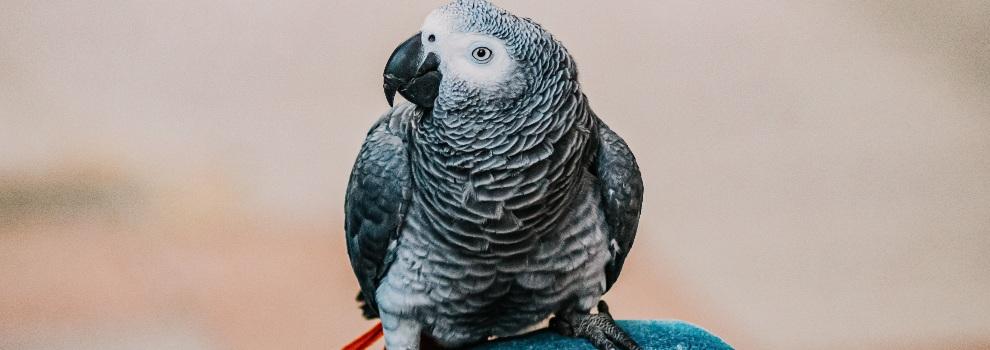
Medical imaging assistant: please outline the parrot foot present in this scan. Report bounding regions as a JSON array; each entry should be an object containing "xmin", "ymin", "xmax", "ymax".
[{"xmin": 550, "ymin": 301, "xmax": 642, "ymax": 350}]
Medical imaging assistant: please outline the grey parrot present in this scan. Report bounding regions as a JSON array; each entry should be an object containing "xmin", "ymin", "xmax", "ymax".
[{"xmin": 345, "ymin": 1, "xmax": 644, "ymax": 349}]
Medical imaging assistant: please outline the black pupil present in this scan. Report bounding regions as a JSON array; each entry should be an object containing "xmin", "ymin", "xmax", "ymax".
[
  {"xmin": 476, "ymin": 49, "xmax": 488, "ymax": 58},
  {"xmin": 428, "ymin": 34, "xmax": 436, "ymax": 42}
]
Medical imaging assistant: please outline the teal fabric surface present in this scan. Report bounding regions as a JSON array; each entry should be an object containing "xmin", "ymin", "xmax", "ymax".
[{"xmin": 471, "ymin": 320, "xmax": 733, "ymax": 350}]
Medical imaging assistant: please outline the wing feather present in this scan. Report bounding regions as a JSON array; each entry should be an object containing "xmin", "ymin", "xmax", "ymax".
[
  {"xmin": 592, "ymin": 118, "xmax": 645, "ymax": 291},
  {"xmin": 345, "ymin": 105, "xmax": 419, "ymax": 318}
]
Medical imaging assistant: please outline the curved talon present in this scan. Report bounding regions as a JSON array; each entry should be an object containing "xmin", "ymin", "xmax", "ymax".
[
  {"xmin": 597, "ymin": 300, "xmax": 611, "ymax": 317},
  {"xmin": 549, "ymin": 316, "xmax": 574, "ymax": 336}
]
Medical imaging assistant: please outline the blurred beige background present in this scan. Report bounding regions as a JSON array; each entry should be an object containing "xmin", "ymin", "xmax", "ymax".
[{"xmin": 2, "ymin": 1, "xmax": 989, "ymax": 349}]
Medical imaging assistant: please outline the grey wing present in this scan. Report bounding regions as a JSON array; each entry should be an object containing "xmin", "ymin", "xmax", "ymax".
[
  {"xmin": 592, "ymin": 119, "xmax": 645, "ymax": 291},
  {"xmin": 345, "ymin": 107, "xmax": 417, "ymax": 319}
]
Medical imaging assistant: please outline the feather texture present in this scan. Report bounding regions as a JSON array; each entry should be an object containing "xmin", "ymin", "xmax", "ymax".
[
  {"xmin": 344, "ymin": 1, "xmax": 644, "ymax": 347},
  {"xmin": 345, "ymin": 104, "xmax": 419, "ymax": 318}
]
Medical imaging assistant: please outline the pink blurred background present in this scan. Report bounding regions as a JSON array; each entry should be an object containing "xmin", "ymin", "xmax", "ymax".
[{"xmin": 1, "ymin": 1, "xmax": 989, "ymax": 349}]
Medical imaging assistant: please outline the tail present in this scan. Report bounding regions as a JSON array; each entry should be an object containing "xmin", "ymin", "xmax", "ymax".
[{"xmin": 342, "ymin": 322, "xmax": 384, "ymax": 350}]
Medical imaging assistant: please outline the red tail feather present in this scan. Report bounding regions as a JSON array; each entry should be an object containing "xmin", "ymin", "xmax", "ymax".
[{"xmin": 342, "ymin": 322, "xmax": 384, "ymax": 350}]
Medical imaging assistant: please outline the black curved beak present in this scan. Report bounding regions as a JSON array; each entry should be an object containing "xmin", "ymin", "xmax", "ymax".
[{"xmin": 384, "ymin": 33, "xmax": 442, "ymax": 108}]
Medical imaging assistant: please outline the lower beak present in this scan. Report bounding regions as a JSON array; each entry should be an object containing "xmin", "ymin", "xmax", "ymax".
[{"xmin": 383, "ymin": 33, "xmax": 442, "ymax": 108}]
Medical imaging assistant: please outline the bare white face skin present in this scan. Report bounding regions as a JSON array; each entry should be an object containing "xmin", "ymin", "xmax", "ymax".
[{"xmin": 420, "ymin": 11, "xmax": 518, "ymax": 89}]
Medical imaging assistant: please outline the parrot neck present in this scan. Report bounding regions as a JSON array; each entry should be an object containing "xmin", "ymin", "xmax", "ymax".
[{"xmin": 422, "ymin": 76, "xmax": 583, "ymax": 152}]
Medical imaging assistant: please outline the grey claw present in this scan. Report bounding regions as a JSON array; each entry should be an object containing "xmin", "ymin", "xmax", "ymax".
[
  {"xmin": 552, "ymin": 302, "xmax": 643, "ymax": 350},
  {"xmin": 549, "ymin": 316, "xmax": 574, "ymax": 336},
  {"xmin": 597, "ymin": 300, "xmax": 612, "ymax": 318}
]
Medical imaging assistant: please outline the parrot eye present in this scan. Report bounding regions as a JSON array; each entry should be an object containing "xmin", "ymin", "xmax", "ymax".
[
  {"xmin": 427, "ymin": 34, "xmax": 436, "ymax": 42},
  {"xmin": 471, "ymin": 47, "xmax": 493, "ymax": 63}
]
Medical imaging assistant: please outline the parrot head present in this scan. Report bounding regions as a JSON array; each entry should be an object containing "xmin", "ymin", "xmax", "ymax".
[{"xmin": 383, "ymin": 0, "xmax": 575, "ymax": 113}]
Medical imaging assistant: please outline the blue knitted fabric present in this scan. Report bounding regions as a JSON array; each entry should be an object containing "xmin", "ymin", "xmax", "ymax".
[{"xmin": 471, "ymin": 320, "xmax": 733, "ymax": 350}]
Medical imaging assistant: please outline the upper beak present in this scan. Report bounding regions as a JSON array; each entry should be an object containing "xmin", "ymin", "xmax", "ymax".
[{"xmin": 384, "ymin": 32, "xmax": 442, "ymax": 108}]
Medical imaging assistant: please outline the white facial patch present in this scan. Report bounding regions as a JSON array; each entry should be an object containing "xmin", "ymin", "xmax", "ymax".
[{"xmin": 420, "ymin": 11, "xmax": 517, "ymax": 88}]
